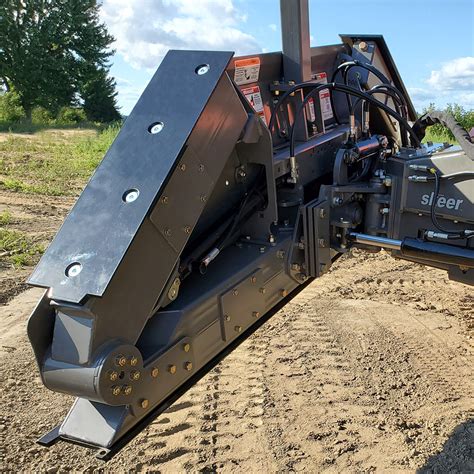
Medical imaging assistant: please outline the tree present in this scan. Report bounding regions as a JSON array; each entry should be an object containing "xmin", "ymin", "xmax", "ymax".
[
  {"xmin": 0, "ymin": 0, "xmax": 120, "ymax": 121},
  {"xmin": 81, "ymin": 65, "xmax": 121, "ymax": 122}
]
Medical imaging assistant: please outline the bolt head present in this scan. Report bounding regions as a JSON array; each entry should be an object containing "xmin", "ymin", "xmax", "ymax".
[
  {"xmin": 66, "ymin": 262, "xmax": 82, "ymax": 278},
  {"xmin": 235, "ymin": 325, "xmax": 242, "ymax": 333},
  {"xmin": 184, "ymin": 361, "xmax": 193, "ymax": 371},
  {"xmin": 180, "ymin": 164, "xmax": 186, "ymax": 171},
  {"xmin": 183, "ymin": 343, "xmax": 191, "ymax": 353},
  {"xmin": 111, "ymin": 385, "xmax": 121, "ymax": 396},
  {"xmin": 224, "ymin": 314, "xmax": 231, "ymax": 322},
  {"xmin": 130, "ymin": 356, "xmax": 139, "ymax": 366},
  {"xmin": 168, "ymin": 364, "xmax": 177, "ymax": 375},
  {"xmin": 259, "ymin": 287, "xmax": 266, "ymax": 294},
  {"xmin": 109, "ymin": 371, "xmax": 119, "ymax": 382},
  {"xmin": 280, "ymin": 289, "xmax": 288, "ymax": 297},
  {"xmin": 151, "ymin": 367, "xmax": 159, "ymax": 378},
  {"xmin": 232, "ymin": 289, "xmax": 239, "ymax": 296},
  {"xmin": 252, "ymin": 311, "xmax": 260, "ymax": 318},
  {"xmin": 123, "ymin": 189, "xmax": 139, "ymax": 203},
  {"xmin": 250, "ymin": 276, "xmax": 257, "ymax": 284},
  {"xmin": 161, "ymin": 195, "xmax": 169, "ymax": 204},
  {"xmin": 130, "ymin": 370, "xmax": 141, "ymax": 381},
  {"xmin": 149, "ymin": 122, "xmax": 164, "ymax": 134},
  {"xmin": 184, "ymin": 225, "xmax": 191, "ymax": 234},
  {"xmin": 195, "ymin": 64, "xmax": 210, "ymax": 75},
  {"xmin": 115, "ymin": 355, "xmax": 127, "ymax": 367},
  {"xmin": 140, "ymin": 399, "xmax": 149, "ymax": 409},
  {"xmin": 123, "ymin": 385, "xmax": 133, "ymax": 396}
]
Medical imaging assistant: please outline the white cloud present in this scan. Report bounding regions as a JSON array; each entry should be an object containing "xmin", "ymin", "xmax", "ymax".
[
  {"xmin": 268, "ymin": 23, "xmax": 277, "ymax": 32},
  {"xmin": 101, "ymin": 0, "xmax": 261, "ymax": 70},
  {"xmin": 114, "ymin": 77, "xmax": 149, "ymax": 115},
  {"xmin": 427, "ymin": 57, "xmax": 474, "ymax": 91},
  {"xmin": 408, "ymin": 57, "xmax": 474, "ymax": 111}
]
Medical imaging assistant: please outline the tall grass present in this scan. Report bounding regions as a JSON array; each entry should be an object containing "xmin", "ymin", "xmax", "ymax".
[{"xmin": 0, "ymin": 123, "xmax": 121, "ymax": 196}]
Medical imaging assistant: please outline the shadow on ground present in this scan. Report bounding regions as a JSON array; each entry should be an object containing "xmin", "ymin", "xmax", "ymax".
[{"xmin": 418, "ymin": 419, "xmax": 474, "ymax": 473}]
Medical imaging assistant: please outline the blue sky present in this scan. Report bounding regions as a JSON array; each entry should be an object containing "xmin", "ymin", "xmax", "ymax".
[{"xmin": 100, "ymin": 0, "xmax": 474, "ymax": 115}]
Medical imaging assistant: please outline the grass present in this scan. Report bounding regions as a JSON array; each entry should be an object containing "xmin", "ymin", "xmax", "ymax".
[
  {"xmin": 0, "ymin": 123, "xmax": 120, "ymax": 196},
  {"xmin": 0, "ymin": 210, "xmax": 12, "ymax": 225},
  {"xmin": 423, "ymin": 129, "xmax": 457, "ymax": 145},
  {"xmin": 0, "ymin": 120, "xmax": 103, "ymax": 134},
  {"xmin": 0, "ymin": 227, "xmax": 44, "ymax": 267},
  {"xmin": 0, "ymin": 124, "xmax": 120, "ymax": 267}
]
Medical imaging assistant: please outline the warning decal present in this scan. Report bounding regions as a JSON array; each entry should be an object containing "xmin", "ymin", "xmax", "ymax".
[
  {"xmin": 306, "ymin": 98, "xmax": 316, "ymax": 123},
  {"xmin": 234, "ymin": 57, "xmax": 260, "ymax": 85},
  {"xmin": 242, "ymin": 85, "xmax": 266, "ymax": 124},
  {"xmin": 312, "ymin": 72, "xmax": 334, "ymax": 121},
  {"xmin": 319, "ymin": 90, "xmax": 333, "ymax": 121}
]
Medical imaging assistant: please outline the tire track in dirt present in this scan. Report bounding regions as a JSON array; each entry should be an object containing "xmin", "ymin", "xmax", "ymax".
[{"xmin": 1, "ymin": 248, "xmax": 473, "ymax": 472}]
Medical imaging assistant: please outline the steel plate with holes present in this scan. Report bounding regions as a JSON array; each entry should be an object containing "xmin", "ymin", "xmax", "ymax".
[{"xmin": 28, "ymin": 50, "xmax": 234, "ymax": 303}]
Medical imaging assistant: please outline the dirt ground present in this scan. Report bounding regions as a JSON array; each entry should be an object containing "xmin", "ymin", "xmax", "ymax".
[{"xmin": 1, "ymin": 189, "xmax": 473, "ymax": 473}]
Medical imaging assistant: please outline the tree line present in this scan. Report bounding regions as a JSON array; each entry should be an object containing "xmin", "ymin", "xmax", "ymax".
[{"xmin": 0, "ymin": 0, "xmax": 120, "ymax": 124}]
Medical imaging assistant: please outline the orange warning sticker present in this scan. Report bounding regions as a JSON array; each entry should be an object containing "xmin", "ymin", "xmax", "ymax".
[
  {"xmin": 234, "ymin": 57, "xmax": 260, "ymax": 85},
  {"xmin": 241, "ymin": 85, "xmax": 266, "ymax": 124}
]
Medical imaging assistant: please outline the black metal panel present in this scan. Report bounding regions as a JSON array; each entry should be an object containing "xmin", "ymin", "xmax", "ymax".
[
  {"xmin": 339, "ymin": 35, "xmax": 417, "ymax": 121},
  {"xmin": 28, "ymin": 50, "xmax": 234, "ymax": 303}
]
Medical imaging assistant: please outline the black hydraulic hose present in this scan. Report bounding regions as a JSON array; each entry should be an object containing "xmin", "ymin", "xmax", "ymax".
[
  {"xmin": 429, "ymin": 171, "xmax": 474, "ymax": 239},
  {"xmin": 351, "ymin": 84, "xmax": 407, "ymax": 116},
  {"xmin": 268, "ymin": 81, "xmax": 315, "ymax": 133},
  {"xmin": 350, "ymin": 89, "xmax": 404, "ymax": 116},
  {"xmin": 351, "ymin": 85, "xmax": 408, "ymax": 145},
  {"xmin": 331, "ymin": 60, "xmax": 391, "ymax": 86},
  {"xmin": 330, "ymin": 60, "xmax": 392, "ymax": 124},
  {"xmin": 289, "ymin": 83, "xmax": 422, "ymax": 158},
  {"xmin": 413, "ymin": 111, "xmax": 474, "ymax": 161}
]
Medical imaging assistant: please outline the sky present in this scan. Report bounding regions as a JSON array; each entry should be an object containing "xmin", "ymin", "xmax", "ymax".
[{"xmin": 100, "ymin": 0, "xmax": 474, "ymax": 116}]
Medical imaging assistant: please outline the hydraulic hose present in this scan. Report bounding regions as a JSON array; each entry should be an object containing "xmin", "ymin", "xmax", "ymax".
[
  {"xmin": 289, "ymin": 82, "xmax": 421, "ymax": 158},
  {"xmin": 413, "ymin": 111, "xmax": 474, "ymax": 161},
  {"xmin": 331, "ymin": 60, "xmax": 392, "ymax": 123}
]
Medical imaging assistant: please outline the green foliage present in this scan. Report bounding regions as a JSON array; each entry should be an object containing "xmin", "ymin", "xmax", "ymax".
[
  {"xmin": 31, "ymin": 106, "xmax": 55, "ymax": 125},
  {"xmin": 421, "ymin": 103, "xmax": 474, "ymax": 143},
  {"xmin": 81, "ymin": 66, "xmax": 121, "ymax": 122},
  {"xmin": 57, "ymin": 107, "xmax": 87, "ymax": 124},
  {"xmin": 0, "ymin": 125, "xmax": 120, "ymax": 196},
  {"xmin": 0, "ymin": 227, "xmax": 44, "ymax": 267},
  {"xmin": 0, "ymin": 91, "xmax": 25, "ymax": 122},
  {"xmin": 0, "ymin": 210, "xmax": 12, "ymax": 226},
  {"xmin": 0, "ymin": 0, "xmax": 119, "ymax": 121}
]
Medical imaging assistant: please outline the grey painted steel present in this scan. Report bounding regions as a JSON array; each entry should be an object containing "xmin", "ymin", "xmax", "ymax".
[
  {"xmin": 29, "ymin": 50, "xmax": 235, "ymax": 303},
  {"xmin": 280, "ymin": 0, "xmax": 311, "ymax": 82}
]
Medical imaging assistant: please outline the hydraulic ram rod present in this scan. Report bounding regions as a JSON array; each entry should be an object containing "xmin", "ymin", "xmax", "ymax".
[{"xmin": 348, "ymin": 233, "xmax": 474, "ymax": 268}]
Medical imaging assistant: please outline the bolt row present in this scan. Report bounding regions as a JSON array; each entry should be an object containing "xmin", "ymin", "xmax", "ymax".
[
  {"xmin": 115, "ymin": 355, "xmax": 139, "ymax": 367},
  {"xmin": 111, "ymin": 384, "xmax": 133, "ymax": 396}
]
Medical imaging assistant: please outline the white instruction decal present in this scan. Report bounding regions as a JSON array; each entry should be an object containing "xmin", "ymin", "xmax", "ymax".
[
  {"xmin": 313, "ymin": 72, "xmax": 334, "ymax": 121},
  {"xmin": 234, "ymin": 57, "xmax": 260, "ymax": 85},
  {"xmin": 319, "ymin": 90, "xmax": 333, "ymax": 121},
  {"xmin": 242, "ymin": 85, "xmax": 266, "ymax": 124}
]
